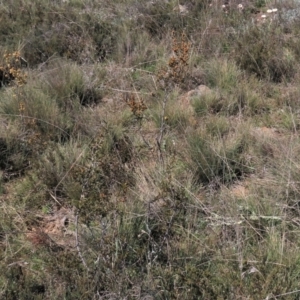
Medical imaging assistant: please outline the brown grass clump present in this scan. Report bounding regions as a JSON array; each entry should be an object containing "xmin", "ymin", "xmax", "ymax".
[
  {"xmin": 126, "ymin": 93, "xmax": 147, "ymax": 119},
  {"xmin": 158, "ymin": 31, "xmax": 191, "ymax": 88},
  {"xmin": 0, "ymin": 51, "xmax": 27, "ymax": 87}
]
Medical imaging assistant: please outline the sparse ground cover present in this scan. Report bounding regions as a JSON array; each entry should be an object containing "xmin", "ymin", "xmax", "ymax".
[{"xmin": 2, "ymin": 0, "xmax": 300, "ymax": 299}]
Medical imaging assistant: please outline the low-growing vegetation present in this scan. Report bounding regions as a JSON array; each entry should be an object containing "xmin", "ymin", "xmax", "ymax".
[{"xmin": 1, "ymin": 0, "xmax": 300, "ymax": 299}]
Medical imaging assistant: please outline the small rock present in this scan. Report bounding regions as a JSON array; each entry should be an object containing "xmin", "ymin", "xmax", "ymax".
[
  {"xmin": 251, "ymin": 126, "xmax": 279, "ymax": 138},
  {"xmin": 173, "ymin": 4, "xmax": 189, "ymax": 15},
  {"xmin": 180, "ymin": 85, "xmax": 213, "ymax": 112},
  {"xmin": 182, "ymin": 84, "xmax": 212, "ymax": 103}
]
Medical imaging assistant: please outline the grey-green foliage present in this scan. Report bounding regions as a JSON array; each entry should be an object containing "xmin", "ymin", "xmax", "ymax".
[{"xmin": 188, "ymin": 132, "xmax": 252, "ymax": 185}]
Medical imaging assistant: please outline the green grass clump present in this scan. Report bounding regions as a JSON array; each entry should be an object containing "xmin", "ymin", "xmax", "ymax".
[
  {"xmin": 235, "ymin": 24, "xmax": 297, "ymax": 82},
  {"xmin": 188, "ymin": 130, "xmax": 253, "ymax": 185}
]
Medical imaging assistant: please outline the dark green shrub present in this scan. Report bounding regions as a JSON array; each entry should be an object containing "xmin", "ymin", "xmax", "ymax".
[
  {"xmin": 40, "ymin": 60, "xmax": 103, "ymax": 108},
  {"xmin": 135, "ymin": 2, "xmax": 173, "ymax": 38},
  {"xmin": 188, "ymin": 132, "xmax": 252, "ymax": 185},
  {"xmin": 0, "ymin": 128, "xmax": 31, "ymax": 181},
  {"xmin": 0, "ymin": 0, "xmax": 120, "ymax": 65},
  {"xmin": 235, "ymin": 25, "xmax": 296, "ymax": 82},
  {"xmin": 0, "ymin": 86, "xmax": 70, "ymax": 143}
]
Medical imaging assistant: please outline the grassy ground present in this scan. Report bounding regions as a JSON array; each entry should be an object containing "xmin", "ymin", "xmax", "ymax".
[{"xmin": 2, "ymin": 0, "xmax": 300, "ymax": 299}]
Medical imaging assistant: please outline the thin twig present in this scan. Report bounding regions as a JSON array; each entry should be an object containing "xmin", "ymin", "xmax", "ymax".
[
  {"xmin": 75, "ymin": 213, "xmax": 89, "ymax": 271},
  {"xmin": 156, "ymin": 93, "xmax": 168, "ymax": 166},
  {"xmin": 152, "ymin": 75, "xmax": 158, "ymax": 91},
  {"xmin": 271, "ymin": 289, "xmax": 300, "ymax": 299},
  {"xmin": 0, "ymin": 113, "xmax": 70, "ymax": 137},
  {"xmin": 49, "ymin": 191, "xmax": 62, "ymax": 206},
  {"xmin": 108, "ymin": 87, "xmax": 153, "ymax": 95},
  {"xmin": 54, "ymin": 149, "xmax": 85, "ymax": 199}
]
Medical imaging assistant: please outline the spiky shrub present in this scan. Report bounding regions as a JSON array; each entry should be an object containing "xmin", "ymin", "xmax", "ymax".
[
  {"xmin": 0, "ymin": 85, "xmax": 70, "ymax": 146},
  {"xmin": 151, "ymin": 89, "xmax": 191, "ymax": 133},
  {"xmin": 135, "ymin": 2, "xmax": 174, "ymax": 38},
  {"xmin": 0, "ymin": 131, "xmax": 31, "ymax": 181},
  {"xmin": 0, "ymin": 0, "xmax": 120, "ymax": 65},
  {"xmin": 203, "ymin": 59, "xmax": 242, "ymax": 91},
  {"xmin": 193, "ymin": 59, "xmax": 273, "ymax": 117},
  {"xmin": 0, "ymin": 83, "xmax": 68, "ymax": 179},
  {"xmin": 235, "ymin": 24, "xmax": 296, "ymax": 82},
  {"xmin": 188, "ymin": 130, "xmax": 252, "ymax": 185},
  {"xmin": 71, "ymin": 136, "xmax": 134, "ymax": 221},
  {"xmin": 28, "ymin": 117, "xmax": 134, "ymax": 220},
  {"xmin": 40, "ymin": 60, "xmax": 104, "ymax": 108},
  {"xmin": 0, "ymin": 60, "xmax": 106, "ymax": 184},
  {"xmin": 204, "ymin": 115, "xmax": 230, "ymax": 137}
]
